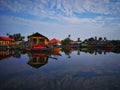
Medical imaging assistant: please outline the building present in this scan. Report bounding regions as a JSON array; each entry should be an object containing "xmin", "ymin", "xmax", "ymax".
[
  {"xmin": 0, "ymin": 36, "xmax": 14, "ymax": 45},
  {"xmin": 27, "ymin": 32, "xmax": 49, "ymax": 47},
  {"xmin": 49, "ymin": 38, "xmax": 61, "ymax": 46},
  {"xmin": 0, "ymin": 36, "xmax": 20, "ymax": 46}
]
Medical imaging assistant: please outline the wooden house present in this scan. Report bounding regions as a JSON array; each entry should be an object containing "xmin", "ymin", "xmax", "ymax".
[
  {"xmin": 0, "ymin": 36, "xmax": 20, "ymax": 46},
  {"xmin": 27, "ymin": 32, "xmax": 49, "ymax": 47},
  {"xmin": 0, "ymin": 36, "xmax": 14, "ymax": 45}
]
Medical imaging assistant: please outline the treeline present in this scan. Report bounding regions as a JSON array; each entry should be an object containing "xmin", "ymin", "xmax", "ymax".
[
  {"xmin": 6, "ymin": 33, "xmax": 25, "ymax": 41},
  {"xmin": 61, "ymin": 35, "xmax": 120, "ymax": 48},
  {"xmin": 6, "ymin": 33, "xmax": 120, "ymax": 47}
]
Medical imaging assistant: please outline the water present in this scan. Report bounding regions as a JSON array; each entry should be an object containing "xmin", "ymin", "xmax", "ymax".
[{"xmin": 0, "ymin": 49, "xmax": 120, "ymax": 90}]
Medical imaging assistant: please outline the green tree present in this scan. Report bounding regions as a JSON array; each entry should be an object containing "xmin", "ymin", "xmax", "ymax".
[
  {"xmin": 77, "ymin": 38, "xmax": 80, "ymax": 42},
  {"xmin": 88, "ymin": 37, "xmax": 94, "ymax": 41},
  {"xmin": 104, "ymin": 37, "xmax": 107, "ymax": 41},
  {"xmin": 95, "ymin": 36, "xmax": 97, "ymax": 41},
  {"xmin": 6, "ymin": 33, "xmax": 25, "ymax": 41},
  {"xmin": 98, "ymin": 37, "xmax": 102, "ymax": 41},
  {"xmin": 68, "ymin": 34, "xmax": 71, "ymax": 38},
  {"xmin": 61, "ymin": 38, "xmax": 71, "ymax": 45},
  {"xmin": 6, "ymin": 33, "xmax": 9, "ymax": 36}
]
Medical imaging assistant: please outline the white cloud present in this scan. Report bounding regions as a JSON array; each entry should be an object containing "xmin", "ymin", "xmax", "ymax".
[
  {"xmin": 83, "ymin": 0, "xmax": 110, "ymax": 14},
  {"xmin": 1, "ymin": 15, "xmax": 120, "ymax": 40},
  {"xmin": 0, "ymin": 0, "xmax": 120, "ymax": 40},
  {"xmin": 0, "ymin": 0, "xmax": 120, "ymax": 17}
]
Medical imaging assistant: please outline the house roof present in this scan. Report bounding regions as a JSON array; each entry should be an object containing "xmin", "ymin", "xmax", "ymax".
[
  {"xmin": 49, "ymin": 38, "xmax": 60, "ymax": 43},
  {"xmin": 27, "ymin": 63, "xmax": 47, "ymax": 69},
  {"xmin": 28, "ymin": 32, "xmax": 49, "ymax": 41},
  {"xmin": 27, "ymin": 58, "xmax": 48, "ymax": 69},
  {"xmin": 0, "ymin": 36, "xmax": 13, "ymax": 41}
]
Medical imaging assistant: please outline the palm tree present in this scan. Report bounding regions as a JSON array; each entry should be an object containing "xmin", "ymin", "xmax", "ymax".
[
  {"xmin": 68, "ymin": 34, "xmax": 71, "ymax": 38},
  {"xmin": 98, "ymin": 37, "xmax": 102, "ymax": 41},
  {"xmin": 77, "ymin": 38, "xmax": 80, "ymax": 42},
  {"xmin": 95, "ymin": 36, "xmax": 97, "ymax": 41},
  {"xmin": 6, "ymin": 33, "xmax": 9, "ymax": 36},
  {"xmin": 104, "ymin": 37, "xmax": 107, "ymax": 41}
]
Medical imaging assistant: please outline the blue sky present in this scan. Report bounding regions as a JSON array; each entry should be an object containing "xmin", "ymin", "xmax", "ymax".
[{"xmin": 0, "ymin": 0, "xmax": 120, "ymax": 40}]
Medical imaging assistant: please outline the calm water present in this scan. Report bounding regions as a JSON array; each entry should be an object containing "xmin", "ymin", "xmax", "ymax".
[{"xmin": 0, "ymin": 49, "xmax": 120, "ymax": 90}]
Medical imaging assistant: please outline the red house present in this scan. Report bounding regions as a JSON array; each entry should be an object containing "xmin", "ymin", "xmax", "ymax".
[
  {"xmin": 49, "ymin": 38, "xmax": 61, "ymax": 45},
  {"xmin": 0, "ymin": 36, "xmax": 13, "ymax": 45}
]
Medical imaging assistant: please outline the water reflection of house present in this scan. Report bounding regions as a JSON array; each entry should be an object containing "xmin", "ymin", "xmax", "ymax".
[
  {"xmin": 51, "ymin": 48, "xmax": 61, "ymax": 55},
  {"xmin": 27, "ymin": 53, "xmax": 48, "ymax": 69},
  {"xmin": 0, "ymin": 51, "xmax": 14, "ymax": 60},
  {"xmin": 27, "ymin": 32, "xmax": 49, "ymax": 47}
]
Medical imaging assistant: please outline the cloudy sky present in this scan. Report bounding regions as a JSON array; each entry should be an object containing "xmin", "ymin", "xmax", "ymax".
[{"xmin": 0, "ymin": 0, "xmax": 120, "ymax": 40}]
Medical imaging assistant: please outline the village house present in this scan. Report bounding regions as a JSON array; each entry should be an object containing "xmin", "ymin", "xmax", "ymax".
[
  {"xmin": 0, "ymin": 36, "xmax": 14, "ymax": 45},
  {"xmin": 49, "ymin": 38, "xmax": 61, "ymax": 46},
  {"xmin": 27, "ymin": 32, "xmax": 49, "ymax": 47},
  {"xmin": 0, "ymin": 36, "xmax": 20, "ymax": 46}
]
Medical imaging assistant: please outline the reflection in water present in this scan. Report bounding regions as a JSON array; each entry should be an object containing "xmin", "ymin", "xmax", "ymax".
[
  {"xmin": 0, "ymin": 47, "xmax": 119, "ymax": 69},
  {"xmin": 0, "ymin": 50, "xmax": 24, "ymax": 60},
  {"xmin": 0, "ymin": 50, "xmax": 13, "ymax": 60},
  {"xmin": 0, "ymin": 47, "xmax": 119, "ymax": 62},
  {"xmin": 0, "ymin": 48, "xmax": 62, "ymax": 69},
  {"xmin": 0, "ymin": 47, "xmax": 120, "ymax": 90},
  {"xmin": 27, "ymin": 48, "xmax": 61, "ymax": 69},
  {"xmin": 0, "ymin": 49, "xmax": 26, "ymax": 60},
  {"xmin": 28, "ymin": 53, "xmax": 49, "ymax": 68},
  {"xmin": 61, "ymin": 46, "xmax": 120, "ymax": 58}
]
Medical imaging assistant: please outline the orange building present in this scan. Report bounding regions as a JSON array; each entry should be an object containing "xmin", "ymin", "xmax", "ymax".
[
  {"xmin": 0, "ymin": 36, "xmax": 14, "ymax": 45},
  {"xmin": 0, "ymin": 36, "xmax": 20, "ymax": 46},
  {"xmin": 28, "ymin": 32, "xmax": 49, "ymax": 47}
]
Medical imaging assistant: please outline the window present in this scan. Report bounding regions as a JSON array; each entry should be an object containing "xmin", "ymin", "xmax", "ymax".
[
  {"xmin": 33, "ymin": 38, "xmax": 37, "ymax": 44},
  {"xmin": 39, "ymin": 38, "xmax": 45, "ymax": 44}
]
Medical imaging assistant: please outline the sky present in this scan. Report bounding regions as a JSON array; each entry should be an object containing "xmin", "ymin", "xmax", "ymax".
[{"xmin": 0, "ymin": 0, "xmax": 120, "ymax": 41}]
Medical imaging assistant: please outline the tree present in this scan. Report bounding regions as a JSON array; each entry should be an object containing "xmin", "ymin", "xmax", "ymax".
[
  {"xmin": 6, "ymin": 33, "xmax": 9, "ymax": 36},
  {"xmin": 88, "ymin": 37, "xmax": 94, "ymax": 41},
  {"xmin": 95, "ymin": 36, "xmax": 97, "ymax": 41},
  {"xmin": 61, "ymin": 38, "xmax": 71, "ymax": 45},
  {"xmin": 68, "ymin": 34, "xmax": 71, "ymax": 38},
  {"xmin": 6, "ymin": 33, "xmax": 25, "ymax": 41},
  {"xmin": 98, "ymin": 37, "xmax": 102, "ymax": 41},
  {"xmin": 104, "ymin": 37, "xmax": 107, "ymax": 41},
  {"xmin": 77, "ymin": 38, "xmax": 80, "ymax": 42}
]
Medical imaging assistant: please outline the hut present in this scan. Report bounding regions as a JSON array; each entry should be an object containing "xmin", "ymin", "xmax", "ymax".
[
  {"xmin": 49, "ymin": 38, "xmax": 61, "ymax": 46},
  {"xmin": 0, "ymin": 36, "xmax": 14, "ymax": 45},
  {"xmin": 28, "ymin": 32, "xmax": 49, "ymax": 47}
]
